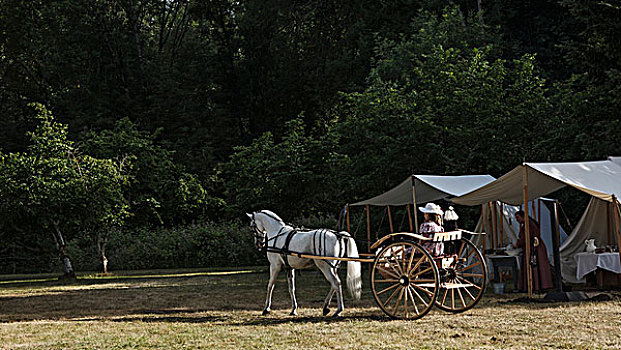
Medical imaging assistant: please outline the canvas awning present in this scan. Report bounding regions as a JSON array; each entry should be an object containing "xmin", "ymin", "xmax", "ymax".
[
  {"xmin": 351, "ymin": 175, "xmax": 496, "ymax": 206},
  {"xmin": 452, "ymin": 160, "xmax": 621, "ymax": 206}
]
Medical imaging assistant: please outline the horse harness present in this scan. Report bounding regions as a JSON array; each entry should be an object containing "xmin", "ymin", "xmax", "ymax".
[{"xmin": 253, "ymin": 214, "xmax": 351, "ymax": 269}]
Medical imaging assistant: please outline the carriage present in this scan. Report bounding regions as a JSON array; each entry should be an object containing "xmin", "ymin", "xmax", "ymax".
[
  {"xmin": 362, "ymin": 230, "xmax": 487, "ymax": 319},
  {"xmin": 249, "ymin": 210, "xmax": 488, "ymax": 320}
]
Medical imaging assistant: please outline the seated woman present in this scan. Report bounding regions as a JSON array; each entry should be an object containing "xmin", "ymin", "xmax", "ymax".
[
  {"xmin": 418, "ymin": 203, "xmax": 444, "ymax": 256},
  {"xmin": 511, "ymin": 210, "xmax": 553, "ymax": 292}
]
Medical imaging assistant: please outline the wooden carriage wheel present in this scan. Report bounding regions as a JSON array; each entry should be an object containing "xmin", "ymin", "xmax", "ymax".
[
  {"xmin": 371, "ymin": 240, "xmax": 439, "ymax": 320},
  {"xmin": 435, "ymin": 238, "xmax": 487, "ymax": 313}
]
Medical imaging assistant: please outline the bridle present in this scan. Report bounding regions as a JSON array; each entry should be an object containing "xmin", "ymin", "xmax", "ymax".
[
  {"xmin": 249, "ymin": 211, "xmax": 293, "ymax": 252},
  {"xmin": 250, "ymin": 212, "xmax": 267, "ymax": 251}
]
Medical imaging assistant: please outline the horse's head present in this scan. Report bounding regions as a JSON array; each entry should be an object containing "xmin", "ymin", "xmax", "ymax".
[
  {"xmin": 246, "ymin": 212, "xmax": 265, "ymax": 251},
  {"xmin": 246, "ymin": 210, "xmax": 286, "ymax": 251}
]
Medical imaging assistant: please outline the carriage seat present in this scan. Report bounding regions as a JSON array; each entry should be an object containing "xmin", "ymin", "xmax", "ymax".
[{"xmin": 431, "ymin": 230, "xmax": 462, "ymax": 242}]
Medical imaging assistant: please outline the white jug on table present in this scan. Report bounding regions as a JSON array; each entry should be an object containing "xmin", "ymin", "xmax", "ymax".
[{"xmin": 585, "ymin": 239, "xmax": 597, "ymax": 254}]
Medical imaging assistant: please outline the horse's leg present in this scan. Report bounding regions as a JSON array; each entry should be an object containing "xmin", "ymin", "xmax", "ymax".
[
  {"xmin": 286, "ymin": 268, "xmax": 298, "ymax": 316},
  {"xmin": 317, "ymin": 262, "xmax": 344, "ymax": 317},
  {"xmin": 322, "ymin": 288, "xmax": 335, "ymax": 316},
  {"xmin": 263, "ymin": 261, "xmax": 281, "ymax": 315}
]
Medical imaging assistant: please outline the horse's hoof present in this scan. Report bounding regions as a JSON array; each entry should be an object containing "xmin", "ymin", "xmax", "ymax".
[
  {"xmin": 289, "ymin": 310, "xmax": 298, "ymax": 316},
  {"xmin": 331, "ymin": 311, "xmax": 342, "ymax": 318},
  {"xmin": 262, "ymin": 309, "xmax": 270, "ymax": 316},
  {"xmin": 323, "ymin": 307, "xmax": 330, "ymax": 316}
]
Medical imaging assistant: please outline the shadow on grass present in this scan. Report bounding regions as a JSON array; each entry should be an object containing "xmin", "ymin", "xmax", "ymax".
[
  {"xmin": 73, "ymin": 311, "xmax": 391, "ymax": 325},
  {"xmin": 0, "ymin": 268, "xmax": 268, "ymax": 288},
  {"xmin": 3, "ymin": 268, "xmax": 619, "ymax": 324},
  {"xmin": 239, "ymin": 314, "xmax": 391, "ymax": 326}
]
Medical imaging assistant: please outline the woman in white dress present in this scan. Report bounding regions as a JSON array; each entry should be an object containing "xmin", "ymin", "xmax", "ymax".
[{"xmin": 418, "ymin": 203, "xmax": 444, "ymax": 256}]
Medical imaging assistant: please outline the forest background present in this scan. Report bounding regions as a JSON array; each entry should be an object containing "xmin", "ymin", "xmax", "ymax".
[{"xmin": 0, "ymin": 0, "xmax": 619, "ymax": 276}]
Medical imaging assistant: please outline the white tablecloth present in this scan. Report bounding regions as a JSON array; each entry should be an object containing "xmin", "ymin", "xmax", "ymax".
[{"xmin": 575, "ymin": 252, "xmax": 621, "ymax": 280}]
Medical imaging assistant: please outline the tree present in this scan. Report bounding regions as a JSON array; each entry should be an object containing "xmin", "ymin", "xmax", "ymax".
[
  {"xmin": 0, "ymin": 104, "xmax": 129, "ymax": 277},
  {"xmin": 333, "ymin": 8, "xmax": 553, "ymax": 201},
  {"xmin": 220, "ymin": 118, "xmax": 348, "ymax": 218},
  {"xmin": 79, "ymin": 118, "xmax": 215, "ymax": 227}
]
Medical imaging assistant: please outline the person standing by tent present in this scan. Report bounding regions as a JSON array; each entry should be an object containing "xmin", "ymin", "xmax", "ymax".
[
  {"xmin": 419, "ymin": 203, "xmax": 444, "ymax": 256},
  {"xmin": 512, "ymin": 210, "xmax": 553, "ymax": 292}
]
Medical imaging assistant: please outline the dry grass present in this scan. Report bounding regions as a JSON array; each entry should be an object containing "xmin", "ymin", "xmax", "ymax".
[{"xmin": 1, "ymin": 267, "xmax": 621, "ymax": 349}]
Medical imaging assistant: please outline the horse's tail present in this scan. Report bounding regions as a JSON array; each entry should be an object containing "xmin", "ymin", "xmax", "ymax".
[{"xmin": 345, "ymin": 236, "xmax": 362, "ymax": 301}]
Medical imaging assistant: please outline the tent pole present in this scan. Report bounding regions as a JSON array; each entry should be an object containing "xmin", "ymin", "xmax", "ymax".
[
  {"xmin": 387, "ymin": 205, "xmax": 394, "ymax": 233},
  {"xmin": 411, "ymin": 176, "xmax": 419, "ymax": 232},
  {"xmin": 488, "ymin": 202, "xmax": 496, "ymax": 250},
  {"xmin": 500, "ymin": 203, "xmax": 505, "ymax": 247},
  {"xmin": 612, "ymin": 196, "xmax": 621, "ymax": 269},
  {"xmin": 537, "ymin": 199, "xmax": 541, "ymax": 224},
  {"xmin": 607, "ymin": 202, "xmax": 612, "ymax": 245},
  {"xmin": 346, "ymin": 204, "xmax": 351, "ymax": 233},
  {"xmin": 523, "ymin": 166, "xmax": 533, "ymax": 298},
  {"xmin": 406, "ymin": 204, "xmax": 413, "ymax": 232},
  {"xmin": 481, "ymin": 204, "xmax": 487, "ymax": 255},
  {"xmin": 551, "ymin": 200, "xmax": 563, "ymax": 292},
  {"xmin": 493, "ymin": 202, "xmax": 499, "ymax": 249},
  {"xmin": 366, "ymin": 205, "xmax": 371, "ymax": 252}
]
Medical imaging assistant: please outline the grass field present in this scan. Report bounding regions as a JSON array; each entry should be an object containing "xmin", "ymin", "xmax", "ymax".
[{"xmin": 1, "ymin": 267, "xmax": 621, "ymax": 349}]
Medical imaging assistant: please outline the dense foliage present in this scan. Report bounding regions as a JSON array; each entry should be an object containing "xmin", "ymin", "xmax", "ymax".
[
  {"xmin": 0, "ymin": 105, "xmax": 129, "ymax": 276},
  {"xmin": 0, "ymin": 1, "xmax": 619, "ymax": 273}
]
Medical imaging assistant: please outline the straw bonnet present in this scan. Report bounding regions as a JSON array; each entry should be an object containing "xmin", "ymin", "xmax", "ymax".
[
  {"xmin": 418, "ymin": 203, "xmax": 443, "ymax": 215},
  {"xmin": 444, "ymin": 206, "xmax": 459, "ymax": 221}
]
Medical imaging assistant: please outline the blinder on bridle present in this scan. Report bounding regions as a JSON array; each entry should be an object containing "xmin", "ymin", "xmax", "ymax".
[{"xmin": 249, "ymin": 212, "xmax": 267, "ymax": 251}]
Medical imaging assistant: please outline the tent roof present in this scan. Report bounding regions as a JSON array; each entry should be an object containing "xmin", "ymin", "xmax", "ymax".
[
  {"xmin": 452, "ymin": 159, "xmax": 621, "ymax": 206},
  {"xmin": 350, "ymin": 175, "xmax": 495, "ymax": 206},
  {"xmin": 609, "ymin": 156, "xmax": 621, "ymax": 166}
]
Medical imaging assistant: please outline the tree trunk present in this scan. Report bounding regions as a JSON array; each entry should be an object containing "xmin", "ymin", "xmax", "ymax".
[
  {"xmin": 52, "ymin": 223, "xmax": 76, "ymax": 279},
  {"xmin": 97, "ymin": 231, "xmax": 109, "ymax": 274}
]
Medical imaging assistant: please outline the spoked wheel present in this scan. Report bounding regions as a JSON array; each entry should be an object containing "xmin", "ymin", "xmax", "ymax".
[
  {"xmin": 371, "ymin": 240, "xmax": 439, "ymax": 320},
  {"xmin": 435, "ymin": 238, "xmax": 487, "ymax": 313}
]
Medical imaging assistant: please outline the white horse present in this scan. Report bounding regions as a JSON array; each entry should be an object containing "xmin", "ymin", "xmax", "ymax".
[{"xmin": 247, "ymin": 210, "xmax": 362, "ymax": 317}]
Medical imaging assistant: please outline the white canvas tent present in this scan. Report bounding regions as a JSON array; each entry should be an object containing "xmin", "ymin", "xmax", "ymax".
[
  {"xmin": 452, "ymin": 160, "xmax": 621, "ymax": 206},
  {"xmin": 560, "ymin": 197, "xmax": 619, "ymax": 283},
  {"xmin": 453, "ymin": 158, "xmax": 621, "ymax": 295},
  {"xmin": 346, "ymin": 174, "xmax": 495, "ymax": 245},
  {"xmin": 351, "ymin": 175, "xmax": 496, "ymax": 207}
]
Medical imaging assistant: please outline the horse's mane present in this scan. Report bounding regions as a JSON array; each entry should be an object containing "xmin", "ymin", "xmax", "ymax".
[{"xmin": 258, "ymin": 210, "xmax": 285, "ymax": 225}]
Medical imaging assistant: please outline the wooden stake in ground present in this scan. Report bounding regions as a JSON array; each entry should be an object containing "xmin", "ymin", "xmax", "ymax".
[{"xmin": 523, "ymin": 166, "xmax": 533, "ymax": 298}]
